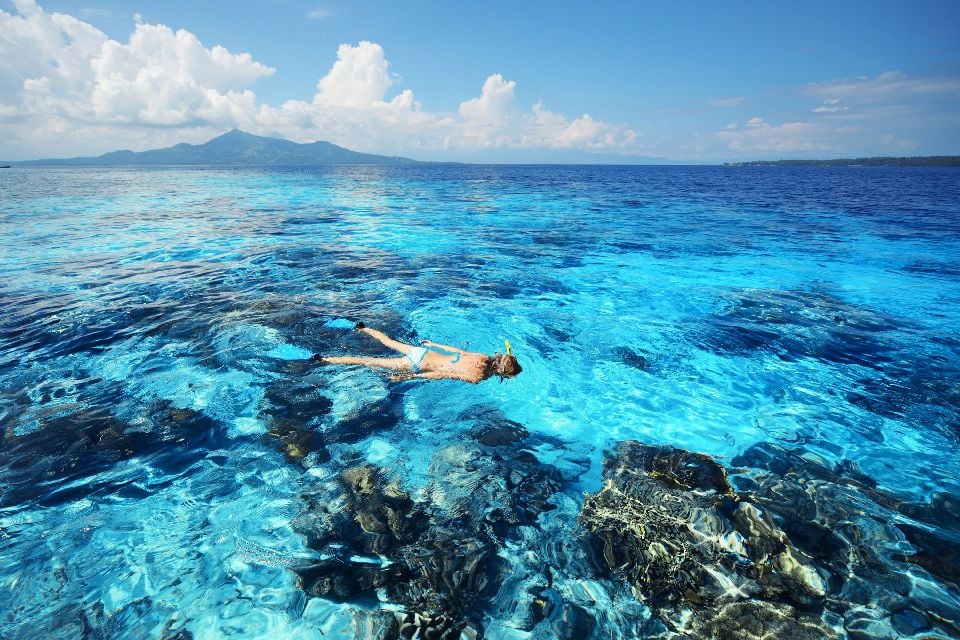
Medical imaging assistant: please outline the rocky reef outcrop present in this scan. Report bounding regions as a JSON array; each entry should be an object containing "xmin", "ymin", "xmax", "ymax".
[
  {"xmin": 580, "ymin": 442, "xmax": 833, "ymax": 638},
  {"xmin": 580, "ymin": 440, "xmax": 960, "ymax": 639},
  {"xmin": 291, "ymin": 418, "xmax": 590, "ymax": 638}
]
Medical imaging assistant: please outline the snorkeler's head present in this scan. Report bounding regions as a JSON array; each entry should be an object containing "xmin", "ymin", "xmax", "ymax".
[{"xmin": 489, "ymin": 353, "xmax": 522, "ymax": 380}]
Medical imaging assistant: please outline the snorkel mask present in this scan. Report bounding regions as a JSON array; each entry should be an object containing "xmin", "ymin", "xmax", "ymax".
[{"xmin": 494, "ymin": 339, "xmax": 519, "ymax": 382}]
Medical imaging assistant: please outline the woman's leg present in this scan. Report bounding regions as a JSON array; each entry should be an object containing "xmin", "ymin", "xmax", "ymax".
[
  {"xmin": 319, "ymin": 355, "xmax": 411, "ymax": 371},
  {"xmin": 358, "ymin": 327, "xmax": 416, "ymax": 355}
]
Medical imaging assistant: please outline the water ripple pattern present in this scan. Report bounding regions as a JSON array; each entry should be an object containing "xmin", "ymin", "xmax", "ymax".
[{"xmin": 1, "ymin": 165, "xmax": 959, "ymax": 638}]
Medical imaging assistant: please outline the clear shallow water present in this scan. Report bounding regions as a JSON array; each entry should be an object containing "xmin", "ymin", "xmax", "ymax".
[{"xmin": 1, "ymin": 165, "xmax": 959, "ymax": 638}]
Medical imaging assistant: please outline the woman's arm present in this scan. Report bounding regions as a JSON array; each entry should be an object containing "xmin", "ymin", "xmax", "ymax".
[
  {"xmin": 388, "ymin": 370, "xmax": 453, "ymax": 382},
  {"xmin": 415, "ymin": 371, "xmax": 451, "ymax": 380},
  {"xmin": 420, "ymin": 339, "xmax": 467, "ymax": 354}
]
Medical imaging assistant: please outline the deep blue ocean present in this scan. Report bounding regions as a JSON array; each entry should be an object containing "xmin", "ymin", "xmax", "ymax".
[{"xmin": 1, "ymin": 165, "xmax": 959, "ymax": 639}]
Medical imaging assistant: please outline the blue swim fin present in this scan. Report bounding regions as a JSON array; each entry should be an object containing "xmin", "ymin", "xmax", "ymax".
[
  {"xmin": 324, "ymin": 318, "xmax": 356, "ymax": 330},
  {"xmin": 267, "ymin": 344, "xmax": 313, "ymax": 360}
]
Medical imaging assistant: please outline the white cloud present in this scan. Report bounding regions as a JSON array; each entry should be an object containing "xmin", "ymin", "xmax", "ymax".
[
  {"xmin": 708, "ymin": 96, "xmax": 745, "ymax": 108},
  {"xmin": 306, "ymin": 7, "xmax": 329, "ymax": 20},
  {"xmin": 458, "ymin": 74, "xmax": 519, "ymax": 123},
  {"xmin": 716, "ymin": 117, "xmax": 833, "ymax": 153},
  {"xmin": 527, "ymin": 103, "xmax": 638, "ymax": 150},
  {"xmin": 806, "ymin": 70, "xmax": 960, "ymax": 102},
  {"xmin": 258, "ymin": 54, "xmax": 638, "ymax": 153},
  {"xmin": 812, "ymin": 98, "xmax": 849, "ymax": 114},
  {"xmin": 0, "ymin": 0, "xmax": 273, "ymax": 150},
  {"xmin": 314, "ymin": 41, "xmax": 394, "ymax": 108},
  {"xmin": 0, "ymin": 1, "xmax": 639, "ymax": 159},
  {"xmin": 812, "ymin": 97, "xmax": 848, "ymax": 113},
  {"xmin": 711, "ymin": 69, "xmax": 960, "ymax": 157},
  {"xmin": 88, "ymin": 23, "xmax": 273, "ymax": 125}
]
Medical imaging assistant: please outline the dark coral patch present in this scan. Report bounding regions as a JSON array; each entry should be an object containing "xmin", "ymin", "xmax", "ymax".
[
  {"xmin": 582, "ymin": 441, "xmax": 960, "ymax": 639},
  {"xmin": 694, "ymin": 287, "xmax": 900, "ymax": 369}
]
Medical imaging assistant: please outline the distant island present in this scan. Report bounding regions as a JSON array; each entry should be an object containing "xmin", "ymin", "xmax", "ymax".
[
  {"xmin": 725, "ymin": 156, "xmax": 960, "ymax": 167},
  {"xmin": 8, "ymin": 130, "xmax": 422, "ymax": 167}
]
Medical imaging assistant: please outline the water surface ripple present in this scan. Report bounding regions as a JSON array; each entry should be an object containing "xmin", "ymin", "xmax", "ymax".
[{"xmin": 1, "ymin": 165, "xmax": 959, "ymax": 638}]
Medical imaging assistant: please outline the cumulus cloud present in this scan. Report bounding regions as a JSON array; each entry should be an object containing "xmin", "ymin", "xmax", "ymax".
[
  {"xmin": 0, "ymin": 0, "xmax": 273, "ymax": 156},
  {"xmin": 88, "ymin": 24, "xmax": 273, "ymax": 125},
  {"xmin": 0, "ymin": 1, "xmax": 639, "ymax": 159},
  {"xmin": 314, "ymin": 41, "xmax": 394, "ymax": 107},
  {"xmin": 459, "ymin": 74, "xmax": 518, "ymax": 122},
  {"xmin": 258, "ymin": 50, "xmax": 638, "ymax": 154}
]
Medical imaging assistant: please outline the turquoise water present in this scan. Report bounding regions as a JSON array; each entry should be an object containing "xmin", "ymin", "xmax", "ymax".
[{"xmin": 1, "ymin": 165, "xmax": 959, "ymax": 638}]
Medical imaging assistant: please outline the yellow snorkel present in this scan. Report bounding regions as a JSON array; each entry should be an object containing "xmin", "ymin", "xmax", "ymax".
[{"xmin": 504, "ymin": 339, "xmax": 513, "ymax": 356}]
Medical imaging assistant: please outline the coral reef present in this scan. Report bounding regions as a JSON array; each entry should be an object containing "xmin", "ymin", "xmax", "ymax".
[
  {"xmin": 0, "ymin": 400, "xmax": 222, "ymax": 508},
  {"xmin": 291, "ymin": 418, "xmax": 582, "ymax": 638},
  {"xmin": 696, "ymin": 287, "xmax": 899, "ymax": 368},
  {"xmin": 580, "ymin": 440, "xmax": 960, "ymax": 639},
  {"xmin": 734, "ymin": 441, "xmax": 960, "ymax": 639},
  {"xmin": 580, "ymin": 442, "xmax": 832, "ymax": 638}
]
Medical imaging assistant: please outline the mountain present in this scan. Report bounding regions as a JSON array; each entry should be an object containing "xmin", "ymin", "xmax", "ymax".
[{"xmin": 12, "ymin": 130, "xmax": 422, "ymax": 166}]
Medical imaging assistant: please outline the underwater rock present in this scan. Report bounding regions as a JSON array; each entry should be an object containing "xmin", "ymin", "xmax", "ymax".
[
  {"xmin": 291, "ymin": 419, "xmax": 589, "ymax": 640},
  {"xmin": 427, "ymin": 441, "xmax": 561, "ymax": 534},
  {"xmin": 258, "ymin": 380, "xmax": 334, "ymax": 463},
  {"xmin": 695, "ymin": 287, "xmax": 898, "ymax": 368},
  {"xmin": 613, "ymin": 346, "xmax": 651, "ymax": 372},
  {"xmin": 685, "ymin": 600, "xmax": 836, "ymax": 640},
  {"xmin": 550, "ymin": 602, "xmax": 596, "ymax": 640},
  {"xmin": 262, "ymin": 383, "xmax": 334, "ymax": 420},
  {"xmin": 606, "ymin": 441, "xmax": 734, "ymax": 495},
  {"xmin": 895, "ymin": 523, "xmax": 960, "ymax": 588},
  {"xmin": 467, "ymin": 418, "xmax": 529, "ymax": 447},
  {"xmin": 397, "ymin": 611, "xmax": 470, "ymax": 640},
  {"xmin": 352, "ymin": 610, "xmax": 400, "ymax": 640},
  {"xmin": 267, "ymin": 418, "xmax": 322, "ymax": 462},
  {"xmin": 580, "ymin": 441, "xmax": 831, "ymax": 634},
  {"xmin": 733, "ymin": 441, "xmax": 960, "ymax": 637},
  {"xmin": 292, "ymin": 453, "xmax": 518, "ymax": 636},
  {"xmin": 889, "ymin": 607, "xmax": 931, "ymax": 635},
  {"xmin": 0, "ymin": 401, "xmax": 221, "ymax": 508},
  {"xmin": 259, "ymin": 373, "xmax": 409, "ymax": 464},
  {"xmin": 846, "ymin": 362, "xmax": 960, "ymax": 442}
]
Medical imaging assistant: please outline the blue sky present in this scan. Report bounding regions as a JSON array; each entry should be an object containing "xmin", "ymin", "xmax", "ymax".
[{"xmin": 2, "ymin": 0, "xmax": 959, "ymax": 161}]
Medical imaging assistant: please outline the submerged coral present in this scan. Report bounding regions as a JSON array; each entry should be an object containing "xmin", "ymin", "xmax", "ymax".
[
  {"xmin": 579, "ymin": 442, "xmax": 831, "ymax": 638},
  {"xmin": 0, "ymin": 400, "xmax": 223, "ymax": 508},
  {"xmin": 581, "ymin": 440, "xmax": 960, "ymax": 639},
  {"xmin": 291, "ymin": 416, "xmax": 586, "ymax": 638},
  {"xmin": 734, "ymin": 441, "xmax": 960, "ymax": 639},
  {"xmin": 696, "ymin": 287, "xmax": 899, "ymax": 368}
]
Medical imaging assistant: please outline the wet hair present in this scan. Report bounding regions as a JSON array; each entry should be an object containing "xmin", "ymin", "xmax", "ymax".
[{"xmin": 487, "ymin": 353, "xmax": 522, "ymax": 381}]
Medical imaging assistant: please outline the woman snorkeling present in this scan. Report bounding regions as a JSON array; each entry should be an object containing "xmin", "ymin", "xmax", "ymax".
[{"xmin": 313, "ymin": 323, "xmax": 522, "ymax": 384}]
